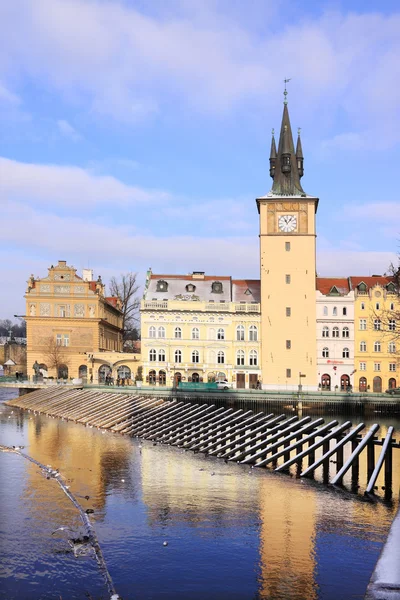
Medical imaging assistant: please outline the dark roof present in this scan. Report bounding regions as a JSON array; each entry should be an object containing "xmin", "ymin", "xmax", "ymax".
[{"xmin": 270, "ymin": 103, "xmax": 305, "ymax": 196}]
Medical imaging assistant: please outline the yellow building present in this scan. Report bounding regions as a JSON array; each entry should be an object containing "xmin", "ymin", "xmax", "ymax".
[
  {"xmin": 352, "ymin": 276, "xmax": 399, "ymax": 393},
  {"xmin": 25, "ymin": 260, "xmax": 124, "ymax": 381},
  {"xmin": 141, "ymin": 272, "xmax": 261, "ymax": 388}
]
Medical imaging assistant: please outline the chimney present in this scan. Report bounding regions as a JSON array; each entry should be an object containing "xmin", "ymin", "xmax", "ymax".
[{"xmin": 82, "ymin": 268, "xmax": 94, "ymax": 282}]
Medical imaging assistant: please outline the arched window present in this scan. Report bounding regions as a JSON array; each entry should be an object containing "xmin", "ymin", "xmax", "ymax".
[
  {"xmin": 158, "ymin": 349, "xmax": 166, "ymax": 362},
  {"xmin": 360, "ymin": 341, "xmax": 367, "ymax": 352},
  {"xmin": 217, "ymin": 351, "xmax": 225, "ymax": 364},
  {"xmin": 217, "ymin": 328, "xmax": 225, "ymax": 340},
  {"xmin": 174, "ymin": 327, "xmax": 182, "ymax": 339},
  {"xmin": 192, "ymin": 350, "xmax": 199, "ymax": 363},
  {"xmin": 388, "ymin": 377, "xmax": 397, "ymax": 389},
  {"xmin": 192, "ymin": 327, "xmax": 200, "ymax": 340},
  {"xmin": 236, "ymin": 325, "xmax": 245, "ymax": 341},
  {"xmin": 149, "ymin": 326, "xmax": 156, "ymax": 338},
  {"xmin": 192, "ymin": 372, "xmax": 200, "ymax": 383},
  {"xmin": 236, "ymin": 350, "xmax": 245, "ymax": 366},
  {"xmin": 373, "ymin": 376, "xmax": 382, "ymax": 393},
  {"xmin": 332, "ymin": 327, "xmax": 339, "ymax": 338},
  {"xmin": 117, "ymin": 365, "xmax": 131, "ymax": 379},
  {"xmin": 174, "ymin": 350, "xmax": 182, "ymax": 363},
  {"xmin": 249, "ymin": 325, "xmax": 258, "ymax": 341},
  {"xmin": 389, "ymin": 319, "xmax": 396, "ymax": 331},
  {"xmin": 374, "ymin": 319, "xmax": 381, "ymax": 331},
  {"xmin": 158, "ymin": 326, "xmax": 165, "ymax": 338},
  {"xmin": 98, "ymin": 364, "xmax": 111, "ymax": 383},
  {"xmin": 333, "ymin": 306, "xmax": 337, "ymax": 316},
  {"xmin": 342, "ymin": 327, "xmax": 349, "ymax": 338},
  {"xmin": 211, "ymin": 281, "xmax": 223, "ymax": 293},
  {"xmin": 149, "ymin": 370, "xmax": 157, "ymax": 385},
  {"xmin": 149, "ymin": 349, "xmax": 157, "ymax": 361},
  {"xmin": 374, "ymin": 341, "xmax": 381, "ymax": 352},
  {"xmin": 322, "ymin": 326, "xmax": 329, "ymax": 338},
  {"xmin": 78, "ymin": 365, "xmax": 87, "ymax": 381},
  {"xmin": 389, "ymin": 342, "xmax": 396, "ymax": 353},
  {"xmin": 390, "ymin": 302, "xmax": 395, "ymax": 311},
  {"xmin": 249, "ymin": 350, "xmax": 258, "ymax": 366},
  {"xmin": 343, "ymin": 307, "xmax": 347, "ymax": 316},
  {"xmin": 208, "ymin": 372, "xmax": 216, "ymax": 382},
  {"xmin": 322, "ymin": 347, "xmax": 329, "ymax": 358},
  {"xmin": 323, "ymin": 306, "xmax": 328, "ymax": 316},
  {"xmin": 156, "ymin": 280, "xmax": 168, "ymax": 292},
  {"xmin": 342, "ymin": 347, "xmax": 350, "ymax": 358},
  {"xmin": 159, "ymin": 370, "xmax": 166, "ymax": 385},
  {"xmin": 359, "ymin": 376, "xmax": 367, "ymax": 392},
  {"xmin": 58, "ymin": 364, "xmax": 68, "ymax": 379},
  {"xmin": 376, "ymin": 302, "xmax": 380, "ymax": 311}
]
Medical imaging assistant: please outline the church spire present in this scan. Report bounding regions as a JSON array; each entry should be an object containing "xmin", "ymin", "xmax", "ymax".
[
  {"xmin": 270, "ymin": 89, "xmax": 305, "ymax": 196},
  {"xmin": 269, "ymin": 129, "xmax": 277, "ymax": 178},
  {"xmin": 296, "ymin": 128, "xmax": 304, "ymax": 178}
]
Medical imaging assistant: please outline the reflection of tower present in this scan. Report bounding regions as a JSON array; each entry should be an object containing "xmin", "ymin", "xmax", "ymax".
[{"xmin": 257, "ymin": 477, "xmax": 317, "ymax": 600}]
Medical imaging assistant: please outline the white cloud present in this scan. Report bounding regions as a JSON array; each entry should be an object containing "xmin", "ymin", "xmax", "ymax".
[
  {"xmin": 0, "ymin": 157, "xmax": 171, "ymax": 208},
  {"xmin": 57, "ymin": 119, "xmax": 82, "ymax": 141},
  {"xmin": 0, "ymin": 82, "xmax": 20, "ymax": 105}
]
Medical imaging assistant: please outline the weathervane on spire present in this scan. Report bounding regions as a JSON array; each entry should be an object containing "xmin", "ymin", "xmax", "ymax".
[{"xmin": 283, "ymin": 78, "xmax": 291, "ymax": 104}]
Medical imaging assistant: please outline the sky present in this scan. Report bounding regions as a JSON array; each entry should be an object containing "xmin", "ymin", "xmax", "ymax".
[{"xmin": 1, "ymin": 0, "xmax": 400, "ymax": 319}]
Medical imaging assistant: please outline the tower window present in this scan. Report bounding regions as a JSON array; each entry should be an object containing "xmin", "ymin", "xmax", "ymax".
[
  {"xmin": 285, "ymin": 242, "xmax": 291, "ymax": 251},
  {"xmin": 286, "ymin": 307, "xmax": 291, "ymax": 317},
  {"xmin": 286, "ymin": 340, "xmax": 291, "ymax": 349},
  {"xmin": 286, "ymin": 369, "xmax": 291, "ymax": 378},
  {"xmin": 285, "ymin": 274, "xmax": 291, "ymax": 284}
]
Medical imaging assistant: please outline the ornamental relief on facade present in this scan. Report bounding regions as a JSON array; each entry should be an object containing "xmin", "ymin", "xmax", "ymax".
[
  {"xmin": 54, "ymin": 273, "xmax": 71, "ymax": 281},
  {"xmin": 74, "ymin": 304, "xmax": 85, "ymax": 317},
  {"xmin": 88, "ymin": 305, "xmax": 96, "ymax": 317},
  {"xmin": 174, "ymin": 294, "xmax": 200, "ymax": 301},
  {"xmin": 40, "ymin": 303, "xmax": 51, "ymax": 316},
  {"xmin": 29, "ymin": 303, "xmax": 36, "ymax": 316},
  {"xmin": 40, "ymin": 284, "xmax": 51, "ymax": 293},
  {"xmin": 74, "ymin": 286, "xmax": 85, "ymax": 294},
  {"xmin": 54, "ymin": 285, "xmax": 71, "ymax": 294}
]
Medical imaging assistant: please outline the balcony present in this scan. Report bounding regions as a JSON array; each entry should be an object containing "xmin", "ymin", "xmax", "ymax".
[{"xmin": 142, "ymin": 300, "xmax": 260, "ymax": 313}]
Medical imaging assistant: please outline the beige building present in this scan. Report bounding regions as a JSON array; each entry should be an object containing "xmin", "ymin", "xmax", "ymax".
[
  {"xmin": 25, "ymin": 260, "xmax": 124, "ymax": 381},
  {"xmin": 141, "ymin": 271, "xmax": 261, "ymax": 388}
]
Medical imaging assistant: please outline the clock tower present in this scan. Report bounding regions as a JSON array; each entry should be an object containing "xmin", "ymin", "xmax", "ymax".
[{"xmin": 257, "ymin": 95, "xmax": 318, "ymax": 391}]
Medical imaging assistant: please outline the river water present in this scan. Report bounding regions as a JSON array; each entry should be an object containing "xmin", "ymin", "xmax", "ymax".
[{"xmin": 0, "ymin": 388, "xmax": 399, "ymax": 600}]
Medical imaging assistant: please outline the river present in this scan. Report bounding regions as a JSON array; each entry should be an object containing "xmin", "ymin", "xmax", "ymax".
[{"xmin": 0, "ymin": 388, "xmax": 399, "ymax": 600}]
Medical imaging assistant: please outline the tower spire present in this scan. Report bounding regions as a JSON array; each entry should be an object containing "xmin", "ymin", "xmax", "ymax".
[
  {"xmin": 296, "ymin": 128, "xmax": 304, "ymax": 178},
  {"xmin": 269, "ymin": 128, "xmax": 277, "ymax": 178}
]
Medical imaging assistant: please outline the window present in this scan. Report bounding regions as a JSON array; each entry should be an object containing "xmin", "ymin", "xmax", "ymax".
[
  {"xmin": 285, "ymin": 274, "xmax": 291, "ymax": 284},
  {"xmin": 186, "ymin": 284, "xmax": 196, "ymax": 293},
  {"xmin": 156, "ymin": 280, "xmax": 168, "ymax": 292},
  {"xmin": 59, "ymin": 305, "xmax": 67, "ymax": 318},
  {"xmin": 342, "ymin": 347, "xmax": 350, "ymax": 358},
  {"xmin": 236, "ymin": 325, "xmax": 245, "ymax": 341},
  {"xmin": 158, "ymin": 326, "xmax": 166, "ymax": 338},
  {"xmin": 375, "ymin": 302, "xmax": 380, "ymax": 310},
  {"xmin": 342, "ymin": 327, "xmax": 349, "ymax": 338},
  {"xmin": 149, "ymin": 349, "xmax": 157, "ymax": 362},
  {"xmin": 361, "ymin": 302, "xmax": 365, "ymax": 310},
  {"xmin": 211, "ymin": 281, "xmax": 223, "ymax": 293},
  {"xmin": 56, "ymin": 334, "xmax": 69, "ymax": 347},
  {"xmin": 286, "ymin": 369, "xmax": 291, "ymax": 378},
  {"xmin": 249, "ymin": 325, "xmax": 258, "ymax": 341},
  {"xmin": 286, "ymin": 340, "xmax": 291, "ymax": 349},
  {"xmin": 360, "ymin": 341, "xmax": 367, "ymax": 352},
  {"xmin": 333, "ymin": 306, "xmax": 337, "ymax": 316},
  {"xmin": 149, "ymin": 326, "xmax": 156, "ymax": 338},
  {"xmin": 374, "ymin": 341, "xmax": 381, "ymax": 352},
  {"xmin": 286, "ymin": 307, "xmax": 291, "ymax": 317},
  {"xmin": 322, "ymin": 347, "xmax": 329, "ymax": 358},
  {"xmin": 217, "ymin": 328, "xmax": 225, "ymax": 340},
  {"xmin": 359, "ymin": 362, "xmax": 366, "ymax": 371},
  {"xmin": 323, "ymin": 306, "xmax": 328, "ymax": 316},
  {"xmin": 236, "ymin": 350, "xmax": 245, "ymax": 366},
  {"xmin": 374, "ymin": 319, "xmax": 381, "ymax": 331},
  {"xmin": 249, "ymin": 350, "xmax": 258, "ymax": 366},
  {"xmin": 192, "ymin": 350, "xmax": 199, "ymax": 363},
  {"xmin": 359, "ymin": 319, "xmax": 367, "ymax": 330},
  {"xmin": 174, "ymin": 350, "xmax": 182, "ymax": 363},
  {"xmin": 389, "ymin": 363, "xmax": 397, "ymax": 372},
  {"xmin": 174, "ymin": 327, "xmax": 182, "ymax": 339},
  {"xmin": 158, "ymin": 350, "xmax": 166, "ymax": 362},
  {"xmin": 192, "ymin": 327, "xmax": 200, "ymax": 340},
  {"xmin": 389, "ymin": 319, "xmax": 396, "ymax": 331},
  {"xmin": 374, "ymin": 363, "xmax": 381, "ymax": 372},
  {"xmin": 217, "ymin": 351, "xmax": 225, "ymax": 364},
  {"xmin": 322, "ymin": 326, "xmax": 329, "ymax": 338},
  {"xmin": 332, "ymin": 327, "xmax": 339, "ymax": 338},
  {"xmin": 390, "ymin": 302, "xmax": 395, "ymax": 310},
  {"xmin": 343, "ymin": 307, "xmax": 347, "ymax": 316},
  {"xmin": 389, "ymin": 342, "xmax": 396, "ymax": 353},
  {"xmin": 285, "ymin": 242, "xmax": 291, "ymax": 251}
]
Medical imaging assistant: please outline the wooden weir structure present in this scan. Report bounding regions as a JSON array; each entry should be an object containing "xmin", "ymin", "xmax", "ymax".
[{"xmin": 6, "ymin": 387, "xmax": 399, "ymax": 498}]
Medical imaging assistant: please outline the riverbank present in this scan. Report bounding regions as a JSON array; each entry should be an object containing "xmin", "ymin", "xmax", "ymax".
[{"xmin": 365, "ymin": 505, "xmax": 400, "ymax": 599}]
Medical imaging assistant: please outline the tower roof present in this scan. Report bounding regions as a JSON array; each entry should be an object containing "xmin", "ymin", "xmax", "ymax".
[{"xmin": 270, "ymin": 102, "xmax": 305, "ymax": 197}]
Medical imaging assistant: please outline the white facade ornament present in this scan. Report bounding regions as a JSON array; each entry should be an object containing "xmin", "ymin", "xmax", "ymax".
[
  {"xmin": 88, "ymin": 305, "xmax": 95, "ymax": 317},
  {"xmin": 40, "ymin": 284, "xmax": 50, "ymax": 293},
  {"xmin": 54, "ymin": 285, "xmax": 70, "ymax": 294},
  {"xmin": 29, "ymin": 304, "xmax": 36, "ymax": 316},
  {"xmin": 40, "ymin": 303, "xmax": 51, "ymax": 316},
  {"xmin": 74, "ymin": 304, "xmax": 85, "ymax": 317}
]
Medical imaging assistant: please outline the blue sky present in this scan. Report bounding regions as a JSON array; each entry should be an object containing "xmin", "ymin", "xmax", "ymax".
[{"xmin": 1, "ymin": 0, "xmax": 399, "ymax": 318}]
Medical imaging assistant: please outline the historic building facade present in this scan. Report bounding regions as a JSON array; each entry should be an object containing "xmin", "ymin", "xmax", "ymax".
[
  {"xmin": 25, "ymin": 260, "xmax": 125, "ymax": 381},
  {"xmin": 141, "ymin": 272, "xmax": 261, "ymax": 388}
]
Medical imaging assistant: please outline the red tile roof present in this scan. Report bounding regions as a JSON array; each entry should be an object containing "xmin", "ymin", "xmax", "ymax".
[
  {"xmin": 349, "ymin": 276, "xmax": 394, "ymax": 289},
  {"xmin": 150, "ymin": 274, "xmax": 231, "ymax": 281},
  {"xmin": 316, "ymin": 278, "xmax": 350, "ymax": 295}
]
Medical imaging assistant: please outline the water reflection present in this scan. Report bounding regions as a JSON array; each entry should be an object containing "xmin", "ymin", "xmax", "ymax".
[{"xmin": 0, "ymin": 389, "xmax": 399, "ymax": 600}]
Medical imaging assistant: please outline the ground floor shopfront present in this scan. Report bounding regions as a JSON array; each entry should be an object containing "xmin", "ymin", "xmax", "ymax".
[{"xmin": 142, "ymin": 364, "xmax": 262, "ymax": 389}]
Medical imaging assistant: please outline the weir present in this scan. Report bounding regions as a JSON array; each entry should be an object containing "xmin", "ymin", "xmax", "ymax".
[{"xmin": 5, "ymin": 387, "xmax": 399, "ymax": 499}]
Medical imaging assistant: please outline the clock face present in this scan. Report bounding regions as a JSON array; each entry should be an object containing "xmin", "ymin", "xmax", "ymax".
[{"xmin": 278, "ymin": 214, "xmax": 297, "ymax": 232}]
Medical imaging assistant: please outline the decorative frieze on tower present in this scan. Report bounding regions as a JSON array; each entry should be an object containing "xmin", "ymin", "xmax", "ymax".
[{"xmin": 257, "ymin": 90, "xmax": 319, "ymax": 391}]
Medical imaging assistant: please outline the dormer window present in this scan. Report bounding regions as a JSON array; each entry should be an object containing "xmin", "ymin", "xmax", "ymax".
[
  {"xmin": 358, "ymin": 282, "xmax": 367, "ymax": 293},
  {"xmin": 211, "ymin": 281, "xmax": 223, "ymax": 294},
  {"xmin": 244, "ymin": 288, "xmax": 252, "ymax": 296},
  {"xmin": 186, "ymin": 284, "xmax": 196, "ymax": 293},
  {"xmin": 156, "ymin": 280, "xmax": 168, "ymax": 292},
  {"xmin": 387, "ymin": 282, "xmax": 396, "ymax": 293}
]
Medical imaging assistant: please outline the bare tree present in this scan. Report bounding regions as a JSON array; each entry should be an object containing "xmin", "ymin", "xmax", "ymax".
[
  {"xmin": 44, "ymin": 337, "xmax": 70, "ymax": 378},
  {"xmin": 109, "ymin": 272, "xmax": 140, "ymax": 341}
]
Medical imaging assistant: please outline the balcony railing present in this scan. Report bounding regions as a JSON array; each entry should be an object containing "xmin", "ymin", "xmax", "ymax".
[{"xmin": 142, "ymin": 300, "xmax": 260, "ymax": 313}]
